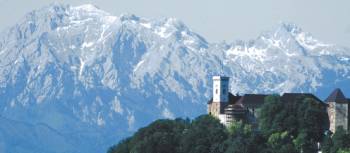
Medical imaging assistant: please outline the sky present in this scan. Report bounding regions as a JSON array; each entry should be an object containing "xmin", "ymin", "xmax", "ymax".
[{"xmin": 0, "ymin": 0, "xmax": 349, "ymax": 47}]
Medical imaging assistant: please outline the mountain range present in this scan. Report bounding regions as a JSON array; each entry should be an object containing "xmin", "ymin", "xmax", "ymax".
[{"xmin": 0, "ymin": 3, "xmax": 350, "ymax": 153}]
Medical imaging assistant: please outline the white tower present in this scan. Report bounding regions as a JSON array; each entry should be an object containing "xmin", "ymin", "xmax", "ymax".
[
  {"xmin": 212, "ymin": 76, "xmax": 230, "ymax": 103},
  {"xmin": 209, "ymin": 76, "xmax": 230, "ymax": 125}
]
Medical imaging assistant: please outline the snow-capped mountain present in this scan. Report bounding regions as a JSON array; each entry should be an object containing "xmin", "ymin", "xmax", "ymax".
[{"xmin": 1, "ymin": 3, "xmax": 350, "ymax": 153}]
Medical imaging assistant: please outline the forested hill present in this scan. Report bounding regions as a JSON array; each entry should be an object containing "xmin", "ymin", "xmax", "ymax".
[{"xmin": 107, "ymin": 95, "xmax": 350, "ymax": 153}]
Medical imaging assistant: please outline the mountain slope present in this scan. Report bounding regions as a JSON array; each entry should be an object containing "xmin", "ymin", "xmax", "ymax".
[{"xmin": 0, "ymin": 3, "xmax": 350, "ymax": 153}]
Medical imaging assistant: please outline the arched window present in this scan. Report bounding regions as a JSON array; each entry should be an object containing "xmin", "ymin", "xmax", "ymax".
[{"xmin": 216, "ymin": 89, "xmax": 218, "ymax": 94}]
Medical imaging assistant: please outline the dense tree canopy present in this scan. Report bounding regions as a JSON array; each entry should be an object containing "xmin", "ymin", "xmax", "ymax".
[
  {"xmin": 107, "ymin": 118, "xmax": 190, "ymax": 153},
  {"xmin": 108, "ymin": 95, "xmax": 349, "ymax": 153},
  {"xmin": 178, "ymin": 115, "xmax": 227, "ymax": 153},
  {"xmin": 258, "ymin": 95, "xmax": 329, "ymax": 152}
]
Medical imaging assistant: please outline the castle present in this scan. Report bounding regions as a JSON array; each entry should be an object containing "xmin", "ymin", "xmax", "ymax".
[{"xmin": 207, "ymin": 75, "xmax": 349, "ymax": 133}]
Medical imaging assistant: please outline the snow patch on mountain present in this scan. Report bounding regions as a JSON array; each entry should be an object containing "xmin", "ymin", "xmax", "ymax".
[{"xmin": 1, "ymin": 3, "xmax": 350, "ymax": 153}]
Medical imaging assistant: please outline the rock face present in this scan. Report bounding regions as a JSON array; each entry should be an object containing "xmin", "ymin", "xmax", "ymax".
[{"xmin": 1, "ymin": 3, "xmax": 350, "ymax": 153}]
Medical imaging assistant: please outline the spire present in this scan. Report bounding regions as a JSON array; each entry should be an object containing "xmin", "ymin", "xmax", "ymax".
[{"xmin": 325, "ymin": 88, "xmax": 348, "ymax": 103}]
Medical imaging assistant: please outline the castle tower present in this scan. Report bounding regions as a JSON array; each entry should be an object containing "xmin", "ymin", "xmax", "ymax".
[
  {"xmin": 326, "ymin": 88, "xmax": 348, "ymax": 133},
  {"xmin": 208, "ymin": 76, "xmax": 230, "ymax": 124},
  {"xmin": 212, "ymin": 76, "xmax": 230, "ymax": 103}
]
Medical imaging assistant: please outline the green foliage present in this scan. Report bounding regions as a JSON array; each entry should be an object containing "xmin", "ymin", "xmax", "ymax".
[
  {"xmin": 298, "ymin": 98, "xmax": 329, "ymax": 142},
  {"xmin": 224, "ymin": 121, "xmax": 266, "ymax": 153},
  {"xmin": 107, "ymin": 116, "xmax": 228, "ymax": 153},
  {"xmin": 338, "ymin": 148, "xmax": 350, "ymax": 153},
  {"xmin": 258, "ymin": 95, "xmax": 284, "ymax": 136},
  {"xmin": 268, "ymin": 131, "xmax": 287, "ymax": 149},
  {"xmin": 227, "ymin": 120, "xmax": 245, "ymax": 135},
  {"xmin": 108, "ymin": 95, "xmax": 348, "ymax": 153},
  {"xmin": 129, "ymin": 118, "xmax": 189, "ymax": 153},
  {"xmin": 223, "ymin": 134, "xmax": 265, "ymax": 153},
  {"xmin": 329, "ymin": 127, "xmax": 350, "ymax": 153},
  {"xmin": 321, "ymin": 133, "xmax": 333, "ymax": 153},
  {"xmin": 258, "ymin": 95, "xmax": 329, "ymax": 153},
  {"xmin": 264, "ymin": 131, "xmax": 297, "ymax": 153},
  {"xmin": 107, "ymin": 138, "xmax": 131, "ymax": 153},
  {"xmin": 108, "ymin": 118, "xmax": 189, "ymax": 153},
  {"xmin": 178, "ymin": 115, "xmax": 227, "ymax": 153}
]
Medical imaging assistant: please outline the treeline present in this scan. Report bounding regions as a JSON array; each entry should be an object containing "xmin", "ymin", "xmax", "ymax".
[{"xmin": 107, "ymin": 95, "xmax": 350, "ymax": 153}]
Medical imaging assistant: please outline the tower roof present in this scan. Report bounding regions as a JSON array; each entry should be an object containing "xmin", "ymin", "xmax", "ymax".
[{"xmin": 325, "ymin": 88, "xmax": 348, "ymax": 103}]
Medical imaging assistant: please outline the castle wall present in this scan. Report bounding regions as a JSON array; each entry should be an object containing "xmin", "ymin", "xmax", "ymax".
[
  {"xmin": 328, "ymin": 102, "xmax": 336, "ymax": 133},
  {"xmin": 208, "ymin": 102, "xmax": 222, "ymax": 118},
  {"xmin": 328, "ymin": 102, "xmax": 348, "ymax": 133},
  {"xmin": 219, "ymin": 114, "xmax": 227, "ymax": 126},
  {"xmin": 335, "ymin": 103, "xmax": 348, "ymax": 131}
]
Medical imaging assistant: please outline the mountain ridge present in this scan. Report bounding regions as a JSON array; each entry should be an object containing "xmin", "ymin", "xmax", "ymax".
[{"xmin": 0, "ymin": 3, "xmax": 350, "ymax": 153}]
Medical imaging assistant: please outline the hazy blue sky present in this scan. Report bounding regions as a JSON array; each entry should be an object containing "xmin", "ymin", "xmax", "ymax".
[{"xmin": 0, "ymin": 0, "xmax": 349, "ymax": 47}]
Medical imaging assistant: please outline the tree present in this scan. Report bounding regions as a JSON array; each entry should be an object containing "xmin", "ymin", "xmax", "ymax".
[
  {"xmin": 107, "ymin": 118, "xmax": 189, "ymax": 153},
  {"xmin": 224, "ymin": 121, "xmax": 267, "ymax": 153},
  {"xmin": 321, "ymin": 133, "xmax": 333, "ymax": 153},
  {"xmin": 107, "ymin": 138, "xmax": 131, "ymax": 153},
  {"xmin": 258, "ymin": 95, "xmax": 329, "ymax": 153},
  {"xmin": 108, "ymin": 94, "xmax": 331, "ymax": 153},
  {"xmin": 178, "ymin": 115, "xmax": 227, "ymax": 153},
  {"xmin": 297, "ymin": 98, "xmax": 328, "ymax": 141},
  {"xmin": 266, "ymin": 131, "xmax": 297, "ymax": 153},
  {"xmin": 258, "ymin": 95, "xmax": 284, "ymax": 136},
  {"xmin": 337, "ymin": 148, "xmax": 350, "ymax": 153},
  {"xmin": 292, "ymin": 97, "xmax": 328, "ymax": 152},
  {"xmin": 331, "ymin": 127, "xmax": 350, "ymax": 153}
]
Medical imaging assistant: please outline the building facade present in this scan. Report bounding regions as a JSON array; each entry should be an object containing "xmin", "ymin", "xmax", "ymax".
[
  {"xmin": 208, "ymin": 76, "xmax": 267, "ymax": 126},
  {"xmin": 326, "ymin": 88, "xmax": 349, "ymax": 133},
  {"xmin": 208, "ymin": 76, "xmax": 349, "ymax": 133},
  {"xmin": 207, "ymin": 76, "xmax": 230, "ymax": 125}
]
